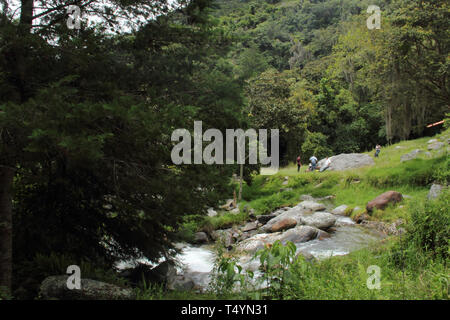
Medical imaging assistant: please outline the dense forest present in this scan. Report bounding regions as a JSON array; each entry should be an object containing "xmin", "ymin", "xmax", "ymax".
[{"xmin": 0, "ymin": 0, "xmax": 448, "ymax": 300}]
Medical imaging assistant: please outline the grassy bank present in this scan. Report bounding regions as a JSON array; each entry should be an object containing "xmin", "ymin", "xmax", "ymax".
[{"xmin": 155, "ymin": 129, "xmax": 449, "ymax": 300}]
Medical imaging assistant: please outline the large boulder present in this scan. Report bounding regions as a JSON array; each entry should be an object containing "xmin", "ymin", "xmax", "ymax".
[
  {"xmin": 261, "ymin": 207, "xmax": 304, "ymax": 232},
  {"xmin": 235, "ymin": 233, "xmax": 282, "ymax": 253},
  {"xmin": 317, "ymin": 153, "xmax": 375, "ymax": 171},
  {"xmin": 299, "ymin": 211, "xmax": 336, "ymax": 230},
  {"xmin": 428, "ymin": 141, "xmax": 444, "ymax": 151},
  {"xmin": 400, "ymin": 149, "xmax": 422, "ymax": 162},
  {"xmin": 278, "ymin": 226, "xmax": 325, "ymax": 244},
  {"xmin": 39, "ymin": 275, "xmax": 135, "ymax": 300},
  {"xmin": 269, "ymin": 218, "xmax": 297, "ymax": 233},
  {"xmin": 366, "ymin": 191, "xmax": 403, "ymax": 212}
]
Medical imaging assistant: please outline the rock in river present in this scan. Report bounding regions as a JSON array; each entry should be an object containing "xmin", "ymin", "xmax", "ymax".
[
  {"xmin": 236, "ymin": 226, "xmax": 324, "ymax": 253},
  {"xmin": 194, "ymin": 232, "xmax": 209, "ymax": 244},
  {"xmin": 332, "ymin": 205, "xmax": 348, "ymax": 215},
  {"xmin": 299, "ymin": 211, "xmax": 336, "ymax": 230},
  {"xmin": 269, "ymin": 218, "xmax": 297, "ymax": 233},
  {"xmin": 278, "ymin": 226, "xmax": 326, "ymax": 244}
]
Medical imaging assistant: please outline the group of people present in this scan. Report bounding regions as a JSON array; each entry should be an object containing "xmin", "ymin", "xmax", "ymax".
[
  {"xmin": 296, "ymin": 155, "xmax": 331, "ymax": 172},
  {"xmin": 295, "ymin": 144, "xmax": 382, "ymax": 173}
]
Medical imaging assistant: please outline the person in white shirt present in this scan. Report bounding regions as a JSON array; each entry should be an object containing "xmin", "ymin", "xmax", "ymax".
[
  {"xmin": 309, "ymin": 156, "xmax": 318, "ymax": 171},
  {"xmin": 375, "ymin": 144, "xmax": 381, "ymax": 157},
  {"xmin": 320, "ymin": 157, "xmax": 331, "ymax": 172}
]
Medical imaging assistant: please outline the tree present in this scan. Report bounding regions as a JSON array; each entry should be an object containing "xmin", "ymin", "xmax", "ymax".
[
  {"xmin": 375, "ymin": 0, "xmax": 449, "ymax": 142},
  {"xmin": 245, "ymin": 69, "xmax": 311, "ymax": 165},
  {"xmin": 0, "ymin": 165, "xmax": 14, "ymax": 294},
  {"xmin": 0, "ymin": 0, "xmax": 242, "ymax": 297}
]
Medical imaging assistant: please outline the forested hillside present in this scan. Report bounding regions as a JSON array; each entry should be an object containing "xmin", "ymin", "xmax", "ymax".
[
  {"xmin": 0, "ymin": 0, "xmax": 448, "ymax": 301},
  {"xmin": 211, "ymin": 0, "xmax": 449, "ymax": 164}
]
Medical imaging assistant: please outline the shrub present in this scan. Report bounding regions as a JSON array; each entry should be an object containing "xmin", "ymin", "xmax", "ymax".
[
  {"xmin": 254, "ymin": 240, "xmax": 298, "ymax": 299},
  {"xmin": 405, "ymin": 191, "xmax": 450, "ymax": 261}
]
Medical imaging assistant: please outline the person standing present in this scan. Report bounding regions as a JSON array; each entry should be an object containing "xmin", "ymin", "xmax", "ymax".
[
  {"xmin": 296, "ymin": 155, "xmax": 302, "ymax": 172},
  {"xmin": 309, "ymin": 155, "xmax": 318, "ymax": 171},
  {"xmin": 375, "ymin": 144, "xmax": 381, "ymax": 157}
]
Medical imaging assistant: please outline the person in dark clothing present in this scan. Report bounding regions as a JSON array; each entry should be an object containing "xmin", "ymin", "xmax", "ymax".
[{"xmin": 296, "ymin": 156, "xmax": 302, "ymax": 172}]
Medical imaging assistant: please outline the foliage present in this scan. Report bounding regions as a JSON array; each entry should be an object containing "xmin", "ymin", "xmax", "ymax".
[
  {"xmin": 1, "ymin": 0, "xmax": 243, "ymax": 298},
  {"xmin": 401, "ymin": 191, "xmax": 450, "ymax": 261},
  {"xmin": 254, "ymin": 240, "xmax": 298, "ymax": 299},
  {"xmin": 208, "ymin": 246, "xmax": 255, "ymax": 298},
  {"xmin": 301, "ymin": 131, "xmax": 333, "ymax": 160},
  {"xmin": 245, "ymin": 69, "xmax": 311, "ymax": 165}
]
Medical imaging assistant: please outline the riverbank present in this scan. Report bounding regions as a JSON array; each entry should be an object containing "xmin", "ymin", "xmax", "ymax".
[{"xmin": 146, "ymin": 129, "xmax": 449, "ymax": 300}]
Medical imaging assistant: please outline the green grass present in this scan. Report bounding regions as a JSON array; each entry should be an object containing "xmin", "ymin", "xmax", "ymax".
[
  {"xmin": 203, "ymin": 210, "xmax": 250, "ymax": 231},
  {"xmin": 238, "ymin": 128, "xmax": 449, "ymax": 222}
]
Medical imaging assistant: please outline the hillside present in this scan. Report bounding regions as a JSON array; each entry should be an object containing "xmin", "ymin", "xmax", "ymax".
[{"xmin": 208, "ymin": 0, "xmax": 449, "ymax": 165}]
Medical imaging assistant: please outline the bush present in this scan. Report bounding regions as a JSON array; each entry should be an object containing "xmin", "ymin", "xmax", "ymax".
[
  {"xmin": 432, "ymin": 156, "xmax": 450, "ymax": 185},
  {"xmin": 405, "ymin": 191, "xmax": 450, "ymax": 261},
  {"xmin": 301, "ymin": 131, "xmax": 333, "ymax": 160},
  {"xmin": 254, "ymin": 240, "xmax": 299, "ymax": 299}
]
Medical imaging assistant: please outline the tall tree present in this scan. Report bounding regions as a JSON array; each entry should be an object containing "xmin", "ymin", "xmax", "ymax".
[
  {"xmin": 1, "ymin": 0, "xmax": 241, "ymax": 296},
  {"xmin": 377, "ymin": 0, "xmax": 449, "ymax": 142}
]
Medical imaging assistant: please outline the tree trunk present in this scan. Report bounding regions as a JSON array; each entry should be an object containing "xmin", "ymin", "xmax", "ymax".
[
  {"xmin": 15, "ymin": 0, "xmax": 34, "ymax": 101},
  {"xmin": 238, "ymin": 164, "xmax": 243, "ymax": 201},
  {"xmin": 0, "ymin": 166, "xmax": 14, "ymax": 295}
]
